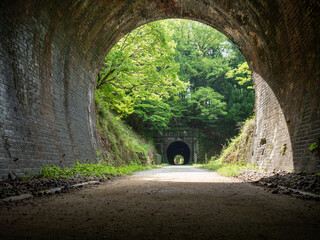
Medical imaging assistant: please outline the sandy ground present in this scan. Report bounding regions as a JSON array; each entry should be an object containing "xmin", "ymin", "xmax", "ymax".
[{"xmin": 0, "ymin": 166, "xmax": 319, "ymax": 240}]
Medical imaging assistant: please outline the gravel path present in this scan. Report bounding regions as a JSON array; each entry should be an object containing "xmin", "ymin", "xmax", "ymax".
[{"xmin": 0, "ymin": 166, "xmax": 319, "ymax": 240}]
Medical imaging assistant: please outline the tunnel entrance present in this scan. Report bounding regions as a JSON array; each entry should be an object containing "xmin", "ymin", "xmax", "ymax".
[
  {"xmin": 2, "ymin": 0, "xmax": 318, "ymax": 179},
  {"xmin": 167, "ymin": 141, "xmax": 191, "ymax": 165},
  {"xmin": 174, "ymin": 155, "xmax": 184, "ymax": 165}
]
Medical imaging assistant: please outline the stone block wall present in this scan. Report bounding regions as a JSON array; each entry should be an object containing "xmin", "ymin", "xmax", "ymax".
[
  {"xmin": 0, "ymin": 0, "xmax": 319, "ymax": 179},
  {"xmin": 0, "ymin": 1, "xmax": 98, "ymax": 179},
  {"xmin": 250, "ymin": 73, "xmax": 293, "ymax": 171},
  {"xmin": 154, "ymin": 130, "xmax": 200, "ymax": 164}
]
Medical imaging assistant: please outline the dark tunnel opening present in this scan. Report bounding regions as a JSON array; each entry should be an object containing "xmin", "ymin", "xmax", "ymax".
[{"xmin": 167, "ymin": 141, "xmax": 191, "ymax": 165}]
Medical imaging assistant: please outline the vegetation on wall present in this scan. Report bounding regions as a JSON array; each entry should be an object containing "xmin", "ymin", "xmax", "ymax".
[
  {"xmin": 197, "ymin": 117, "xmax": 257, "ymax": 176},
  {"xmin": 215, "ymin": 116, "xmax": 255, "ymax": 164},
  {"xmin": 95, "ymin": 91, "xmax": 156, "ymax": 167},
  {"xmin": 309, "ymin": 137, "xmax": 319, "ymax": 152}
]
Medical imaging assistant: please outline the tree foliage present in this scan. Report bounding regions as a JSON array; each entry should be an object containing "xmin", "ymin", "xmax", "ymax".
[
  {"xmin": 96, "ymin": 19, "xmax": 255, "ymax": 155},
  {"xmin": 226, "ymin": 62, "xmax": 253, "ymax": 89},
  {"xmin": 190, "ymin": 87, "xmax": 227, "ymax": 122},
  {"xmin": 163, "ymin": 20, "xmax": 254, "ymax": 132},
  {"xmin": 96, "ymin": 21, "xmax": 187, "ymax": 118},
  {"xmin": 133, "ymin": 99, "xmax": 172, "ymax": 131}
]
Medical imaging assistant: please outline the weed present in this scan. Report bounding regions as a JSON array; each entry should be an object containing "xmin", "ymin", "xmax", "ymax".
[
  {"xmin": 95, "ymin": 99, "xmax": 156, "ymax": 166},
  {"xmin": 281, "ymin": 144, "xmax": 287, "ymax": 155},
  {"xmin": 216, "ymin": 116, "xmax": 255, "ymax": 165},
  {"xmin": 35, "ymin": 161, "xmax": 160, "ymax": 179},
  {"xmin": 195, "ymin": 116, "xmax": 258, "ymax": 177},
  {"xmin": 195, "ymin": 161, "xmax": 258, "ymax": 177},
  {"xmin": 161, "ymin": 163, "xmax": 171, "ymax": 166},
  {"xmin": 309, "ymin": 142, "xmax": 319, "ymax": 151},
  {"xmin": 17, "ymin": 174, "xmax": 34, "ymax": 181}
]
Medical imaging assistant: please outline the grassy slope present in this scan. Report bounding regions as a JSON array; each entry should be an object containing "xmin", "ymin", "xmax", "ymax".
[
  {"xmin": 197, "ymin": 117, "xmax": 258, "ymax": 176},
  {"xmin": 95, "ymin": 92, "xmax": 157, "ymax": 167}
]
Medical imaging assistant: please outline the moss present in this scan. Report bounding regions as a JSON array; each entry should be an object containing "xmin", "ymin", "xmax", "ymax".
[{"xmin": 281, "ymin": 144, "xmax": 287, "ymax": 155}]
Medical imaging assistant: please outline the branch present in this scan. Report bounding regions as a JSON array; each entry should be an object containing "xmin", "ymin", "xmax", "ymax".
[{"xmin": 96, "ymin": 68, "xmax": 116, "ymax": 89}]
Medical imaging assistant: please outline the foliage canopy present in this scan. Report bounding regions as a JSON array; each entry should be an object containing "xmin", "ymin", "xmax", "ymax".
[
  {"xmin": 96, "ymin": 21, "xmax": 187, "ymax": 119},
  {"xmin": 96, "ymin": 19, "xmax": 255, "ymax": 157}
]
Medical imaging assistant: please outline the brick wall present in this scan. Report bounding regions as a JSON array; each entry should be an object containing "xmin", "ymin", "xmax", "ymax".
[
  {"xmin": 0, "ymin": 0, "xmax": 319, "ymax": 179},
  {"xmin": 250, "ymin": 73, "xmax": 294, "ymax": 171},
  {"xmin": 0, "ymin": 1, "xmax": 98, "ymax": 179}
]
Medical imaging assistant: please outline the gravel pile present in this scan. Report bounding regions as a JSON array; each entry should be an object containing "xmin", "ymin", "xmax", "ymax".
[
  {"xmin": 235, "ymin": 169, "xmax": 276, "ymax": 182},
  {"xmin": 236, "ymin": 169, "xmax": 320, "ymax": 198},
  {"xmin": 0, "ymin": 176, "xmax": 109, "ymax": 199}
]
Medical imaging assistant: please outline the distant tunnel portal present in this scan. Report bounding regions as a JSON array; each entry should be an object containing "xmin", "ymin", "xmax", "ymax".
[{"xmin": 167, "ymin": 141, "xmax": 191, "ymax": 165}]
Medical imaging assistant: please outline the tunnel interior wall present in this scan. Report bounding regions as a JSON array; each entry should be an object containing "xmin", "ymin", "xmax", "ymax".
[
  {"xmin": 250, "ymin": 73, "xmax": 294, "ymax": 171},
  {"xmin": 0, "ymin": 0, "xmax": 319, "ymax": 179},
  {"xmin": 0, "ymin": 1, "xmax": 98, "ymax": 179}
]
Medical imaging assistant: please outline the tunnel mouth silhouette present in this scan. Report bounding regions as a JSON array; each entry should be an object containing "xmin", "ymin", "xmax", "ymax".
[{"xmin": 167, "ymin": 141, "xmax": 191, "ymax": 165}]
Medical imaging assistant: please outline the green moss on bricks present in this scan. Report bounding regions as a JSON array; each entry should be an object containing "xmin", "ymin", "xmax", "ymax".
[
  {"xmin": 281, "ymin": 144, "xmax": 287, "ymax": 155},
  {"xmin": 309, "ymin": 137, "xmax": 320, "ymax": 152}
]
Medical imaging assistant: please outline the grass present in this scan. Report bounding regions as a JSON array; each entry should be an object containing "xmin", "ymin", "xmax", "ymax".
[
  {"xmin": 195, "ymin": 160, "xmax": 258, "ymax": 177},
  {"xmin": 18, "ymin": 161, "xmax": 160, "ymax": 181},
  {"xmin": 95, "ymin": 91, "xmax": 156, "ymax": 166},
  {"xmin": 161, "ymin": 163, "xmax": 171, "ymax": 166},
  {"xmin": 194, "ymin": 116, "xmax": 258, "ymax": 177},
  {"xmin": 216, "ymin": 116, "xmax": 255, "ymax": 165}
]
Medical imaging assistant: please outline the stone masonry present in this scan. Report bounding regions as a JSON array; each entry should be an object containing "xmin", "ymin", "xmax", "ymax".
[
  {"xmin": 0, "ymin": 0, "xmax": 319, "ymax": 179},
  {"xmin": 154, "ymin": 130, "xmax": 200, "ymax": 164}
]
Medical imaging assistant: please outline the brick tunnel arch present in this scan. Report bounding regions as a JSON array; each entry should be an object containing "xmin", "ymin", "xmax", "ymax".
[
  {"xmin": 0, "ymin": 1, "xmax": 319, "ymax": 179},
  {"xmin": 167, "ymin": 141, "xmax": 191, "ymax": 165}
]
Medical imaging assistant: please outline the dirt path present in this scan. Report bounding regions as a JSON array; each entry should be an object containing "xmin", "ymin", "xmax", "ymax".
[{"xmin": 0, "ymin": 166, "xmax": 319, "ymax": 240}]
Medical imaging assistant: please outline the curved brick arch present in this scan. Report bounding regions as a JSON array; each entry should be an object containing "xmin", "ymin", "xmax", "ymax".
[{"xmin": 0, "ymin": 0, "xmax": 319, "ymax": 178}]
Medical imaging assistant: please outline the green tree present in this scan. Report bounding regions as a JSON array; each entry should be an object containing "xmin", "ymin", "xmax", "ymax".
[
  {"xmin": 130, "ymin": 99, "xmax": 172, "ymax": 132},
  {"xmin": 189, "ymin": 87, "xmax": 227, "ymax": 123},
  {"xmin": 168, "ymin": 20, "xmax": 231, "ymax": 89},
  {"xmin": 96, "ymin": 21, "xmax": 187, "ymax": 118},
  {"xmin": 165, "ymin": 19, "xmax": 254, "ymax": 128},
  {"xmin": 164, "ymin": 19, "xmax": 254, "ymax": 157},
  {"xmin": 96, "ymin": 19, "xmax": 255, "ymax": 157},
  {"xmin": 226, "ymin": 62, "xmax": 253, "ymax": 89}
]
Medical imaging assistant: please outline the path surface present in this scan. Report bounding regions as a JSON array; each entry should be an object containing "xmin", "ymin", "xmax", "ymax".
[{"xmin": 0, "ymin": 166, "xmax": 319, "ymax": 240}]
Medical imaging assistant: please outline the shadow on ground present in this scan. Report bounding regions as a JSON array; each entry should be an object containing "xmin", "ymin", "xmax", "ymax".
[{"xmin": 0, "ymin": 166, "xmax": 319, "ymax": 240}]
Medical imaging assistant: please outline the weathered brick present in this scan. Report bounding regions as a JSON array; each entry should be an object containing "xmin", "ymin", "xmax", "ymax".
[{"xmin": 0, "ymin": 0, "xmax": 319, "ymax": 178}]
